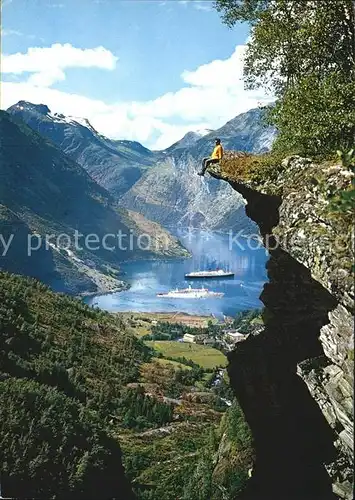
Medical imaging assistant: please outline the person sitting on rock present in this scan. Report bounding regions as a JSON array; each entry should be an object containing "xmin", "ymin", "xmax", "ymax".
[{"xmin": 198, "ymin": 138, "xmax": 224, "ymax": 176}]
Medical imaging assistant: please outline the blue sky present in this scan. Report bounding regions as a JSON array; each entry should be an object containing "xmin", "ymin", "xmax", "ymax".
[{"xmin": 1, "ymin": 0, "xmax": 271, "ymax": 149}]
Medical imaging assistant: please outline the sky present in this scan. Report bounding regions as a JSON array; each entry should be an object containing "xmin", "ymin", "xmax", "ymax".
[{"xmin": 1, "ymin": 0, "xmax": 272, "ymax": 149}]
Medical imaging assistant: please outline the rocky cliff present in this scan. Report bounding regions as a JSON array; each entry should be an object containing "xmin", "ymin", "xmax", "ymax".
[
  {"xmin": 208, "ymin": 156, "xmax": 354, "ymax": 499},
  {"xmin": 121, "ymin": 158, "xmax": 256, "ymax": 233}
]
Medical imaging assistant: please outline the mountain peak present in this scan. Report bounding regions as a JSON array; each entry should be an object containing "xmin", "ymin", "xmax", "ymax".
[
  {"xmin": 8, "ymin": 101, "xmax": 101, "ymax": 136},
  {"xmin": 10, "ymin": 101, "xmax": 51, "ymax": 116},
  {"xmin": 195, "ymin": 128, "xmax": 213, "ymax": 137},
  {"xmin": 7, "ymin": 101, "xmax": 157, "ymax": 198},
  {"xmin": 166, "ymin": 128, "xmax": 214, "ymax": 152}
]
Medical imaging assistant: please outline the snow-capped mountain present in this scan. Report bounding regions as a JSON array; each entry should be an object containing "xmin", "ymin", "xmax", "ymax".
[
  {"xmin": 8, "ymin": 101, "xmax": 157, "ymax": 198},
  {"xmin": 8, "ymin": 101, "xmax": 276, "ymax": 233}
]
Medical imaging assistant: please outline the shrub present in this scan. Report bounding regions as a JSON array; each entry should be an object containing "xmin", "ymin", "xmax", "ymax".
[{"xmin": 220, "ymin": 151, "xmax": 285, "ymax": 184}]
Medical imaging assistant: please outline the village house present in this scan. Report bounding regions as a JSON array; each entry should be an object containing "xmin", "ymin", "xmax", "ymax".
[
  {"xmin": 224, "ymin": 330, "xmax": 249, "ymax": 343},
  {"xmin": 182, "ymin": 333, "xmax": 196, "ymax": 343}
]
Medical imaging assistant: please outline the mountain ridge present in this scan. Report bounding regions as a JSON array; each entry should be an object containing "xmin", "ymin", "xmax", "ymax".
[
  {"xmin": 164, "ymin": 128, "xmax": 213, "ymax": 153},
  {"xmin": 7, "ymin": 101, "xmax": 158, "ymax": 198},
  {"xmin": 0, "ymin": 110, "xmax": 189, "ymax": 295},
  {"xmin": 7, "ymin": 101, "xmax": 276, "ymax": 234}
]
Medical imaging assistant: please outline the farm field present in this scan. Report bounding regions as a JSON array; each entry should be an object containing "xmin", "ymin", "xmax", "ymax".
[{"xmin": 145, "ymin": 340, "xmax": 227, "ymax": 369}]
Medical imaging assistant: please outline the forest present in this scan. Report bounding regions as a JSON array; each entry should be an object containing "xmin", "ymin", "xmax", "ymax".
[{"xmin": 0, "ymin": 271, "xmax": 254, "ymax": 499}]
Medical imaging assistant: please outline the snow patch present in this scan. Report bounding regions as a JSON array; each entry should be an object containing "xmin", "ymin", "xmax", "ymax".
[{"xmin": 195, "ymin": 128, "xmax": 213, "ymax": 137}]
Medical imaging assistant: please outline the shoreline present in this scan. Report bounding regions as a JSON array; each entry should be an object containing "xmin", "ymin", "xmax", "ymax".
[
  {"xmin": 79, "ymin": 253, "xmax": 193, "ymax": 299},
  {"xmin": 78, "ymin": 281, "xmax": 131, "ymax": 300},
  {"xmin": 118, "ymin": 311, "xmax": 215, "ymax": 318},
  {"xmin": 76, "ymin": 252, "xmax": 192, "ymax": 301}
]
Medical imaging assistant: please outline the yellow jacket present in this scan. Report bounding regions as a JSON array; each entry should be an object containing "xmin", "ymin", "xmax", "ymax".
[{"xmin": 211, "ymin": 144, "xmax": 223, "ymax": 160}]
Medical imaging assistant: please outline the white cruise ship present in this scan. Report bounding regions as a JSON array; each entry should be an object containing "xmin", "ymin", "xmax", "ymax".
[
  {"xmin": 157, "ymin": 285, "xmax": 224, "ymax": 299},
  {"xmin": 185, "ymin": 269, "xmax": 234, "ymax": 279}
]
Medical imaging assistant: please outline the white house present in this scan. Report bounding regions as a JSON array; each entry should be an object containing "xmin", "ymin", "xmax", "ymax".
[
  {"xmin": 183, "ymin": 333, "xmax": 196, "ymax": 343},
  {"xmin": 225, "ymin": 331, "xmax": 248, "ymax": 343}
]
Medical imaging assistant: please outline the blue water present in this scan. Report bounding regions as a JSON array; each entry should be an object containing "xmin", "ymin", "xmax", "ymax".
[{"xmin": 85, "ymin": 230, "xmax": 269, "ymax": 318}]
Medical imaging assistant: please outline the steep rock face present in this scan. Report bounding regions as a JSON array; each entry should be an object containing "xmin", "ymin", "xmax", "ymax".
[
  {"xmin": 208, "ymin": 157, "xmax": 354, "ymax": 499},
  {"xmin": 121, "ymin": 158, "xmax": 256, "ymax": 233},
  {"xmin": 122, "ymin": 108, "xmax": 276, "ymax": 233}
]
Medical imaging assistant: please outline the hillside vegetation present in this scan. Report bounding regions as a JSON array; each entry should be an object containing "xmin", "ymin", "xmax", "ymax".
[
  {"xmin": 216, "ymin": 0, "xmax": 355, "ymax": 157},
  {"xmin": 0, "ymin": 271, "xmax": 146, "ymax": 498},
  {"xmin": 0, "ymin": 271, "xmax": 255, "ymax": 499}
]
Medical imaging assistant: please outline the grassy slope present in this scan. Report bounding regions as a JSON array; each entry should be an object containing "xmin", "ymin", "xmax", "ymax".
[
  {"xmin": 145, "ymin": 341, "xmax": 227, "ymax": 369},
  {"xmin": 155, "ymin": 357, "xmax": 192, "ymax": 370}
]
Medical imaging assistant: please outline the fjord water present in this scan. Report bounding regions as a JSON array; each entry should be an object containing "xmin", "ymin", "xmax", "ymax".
[{"xmin": 85, "ymin": 230, "xmax": 269, "ymax": 318}]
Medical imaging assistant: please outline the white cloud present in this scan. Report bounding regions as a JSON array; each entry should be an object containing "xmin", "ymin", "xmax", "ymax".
[
  {"xmin": 1, "ymin": 81, "xmax": 110, "ymax": 116},
  {"xmin": 2, "ymin": 29, "xmax": 23, "ymax": 37},
  {"xmin": 2, "ymin": 43, "xmax": 118, "ymax": 87},
  {"xmin": 150, "ymin": 122, "xmax": 211, "ymax": 150},
  {"xmin": 194, "ymin": 2, "xmax": 213, "ymax": 12},
  {"xmin": 178, "ymin": 0, "xmax": 212, "ymax": 11},
  {"xmin": 1, "ymin": 43, "xmax": 273, "ymax": 149},
  {"xmin": 182, "ymin": 45, "xmax": 245, "ymax": 88},
  {"xmin": 128, "ymin": 45, "xmax": 270, "ymax": 127}
]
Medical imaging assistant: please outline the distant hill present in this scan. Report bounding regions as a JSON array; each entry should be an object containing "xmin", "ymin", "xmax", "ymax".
[
  {"xmin": 163, "ymin": 107, "xmax": 276, "ymax": 165},
  {"xmin": 7, "ymin": 101, "xmax": 158, "ymax": 198},
  {"xmin": 0, "ymin": 111, "xmax": 189, "ymax": 294},
  {"xmin": 193, "ymin": 107, "xmax": 276, "ymax": 156}
]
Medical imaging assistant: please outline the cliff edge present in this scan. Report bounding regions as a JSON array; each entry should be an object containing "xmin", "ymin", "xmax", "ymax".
[{"xmin": 207, "ymin": 155, "xmax": 354, "ymax": 499}]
